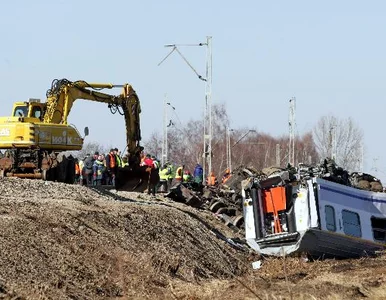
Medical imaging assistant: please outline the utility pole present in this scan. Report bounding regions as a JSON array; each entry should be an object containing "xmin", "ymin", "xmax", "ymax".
[
  {"xmin": 276, "ymin": 144, "xmax": 280, "ymax": 166},
  {"xmin": 332, "ymin": 125, "xmax": 337, "ymax": 161},
  {"xmin": 204, "ymin": 36, "xmax": 213, "ymax": 181},
  {"xmin": 288, "ymin": 97, "xmax": 296, "ymax": 166},
  {"xmin": 158, "ymin": 36, "xmax": 212, "ymax": 181},
  {"xmin": 328, "ymin": 124, "xmax": 336, "ymax": 161},
  {"xmin": 161, "ymin": 94, "xmax": 177, "ymax": 166},
  {"xmin": 227, "ymin": 127, "xmax": 233, "ymax": 171},
  {"xmin": 161, "ymin": 94, "xmax": 168, "ymax": 166}
]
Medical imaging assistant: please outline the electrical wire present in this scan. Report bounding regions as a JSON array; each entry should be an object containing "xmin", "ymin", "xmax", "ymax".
[
  {"xmin": 174, "ymin": 47, "xmax": 206, "ymax": 81},
  {"xmin": 158, "ymin": 46, "xmax": 206, "ymax": 81},
  {"xmin": 170, "ymin": 109, "xmax": 182, "ymax": 126}
]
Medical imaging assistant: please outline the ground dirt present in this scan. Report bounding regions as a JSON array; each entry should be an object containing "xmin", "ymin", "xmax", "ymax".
[{"xmin": 0, "ymin": 178, "xmax": 386, "ymax": 300}]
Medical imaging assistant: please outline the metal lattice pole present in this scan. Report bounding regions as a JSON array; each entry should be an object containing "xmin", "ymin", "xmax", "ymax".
[
  {"xmin": 276, "ymin": 143, "xmax": 281, "ymax": 167},
  {"xmin": 203, "ymin": 36, "xmax": 213, "ymax": 181},
  {"xmin": 227, "ymin": 127, "xmax": 233, "ymax": 171},
  {"xmin": 288, "ymin": 97, "xmax": 296, "ymax": 166},
  {"xmin": 158, "ymin": 37, "xmax": 212, "ymax": 181},
  {"xmin": 161, "ymin": 93, "xmax": 168, "ymax": 166}
]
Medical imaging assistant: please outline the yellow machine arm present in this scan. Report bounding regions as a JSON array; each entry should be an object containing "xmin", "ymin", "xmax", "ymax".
[{"xmin": 43, "ymin": 79, "xmax": 141, "ymax": 156}]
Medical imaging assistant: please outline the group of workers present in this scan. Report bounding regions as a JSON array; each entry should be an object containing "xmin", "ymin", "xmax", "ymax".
[
  {"xmin": 74, "ymin": 148, "xmax": 232, "ymax": 191},
  {"xmin": 154, "ymin": 159, "xmax": 232, "ymax": 193},
  {"xmin": 75, "ymin": 147, "xmax": 125, "ymax": 186}
]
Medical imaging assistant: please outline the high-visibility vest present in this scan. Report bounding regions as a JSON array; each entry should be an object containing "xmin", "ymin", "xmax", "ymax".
[
  {"xmin": 207, "ymin": 175, "xmax": 217, "ymax": 186},
  {"xmin": 175, "ymin": 166, "xmax": 183, "ymax": 180},
  {"xmin": 116, "ymin": 155, "xmax": 122, "ymax": 167},
  {"xmin": 108, "ymin": 153, "xmax": 116, "ymax": 168},
  {"xmin": 167, "ymin": 164, "xmax": 174, "ymax": 180},
  {"xmin": 159, "ymin": 167, "xmax": 169, "ymax": 180},
  {"xmin": 222, "ymin": 172, "xmax": 231, "ymax": 184},
  {"xmin": 183, "ymin": 174, "xmax": 191, "ymax": 182},
  {"xmin": 75, "ymin": 163, "xmax": 80, "ymax": 175}
]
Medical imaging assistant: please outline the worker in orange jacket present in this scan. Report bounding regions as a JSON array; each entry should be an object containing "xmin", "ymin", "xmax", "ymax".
[
  {"xmin": 74, "ymin": 158, "xmax": 81, "ymax": 184},
  {"xmin": 175, "ymin": 165, "xmax": 184, "ymax": 182},
  {"xmin": 222, "ymin": 168, "xmax": 231, "ymax": 184},
  {"xmin": 206, "ymin": 172, "xmax": 218, "ymax": 186},
  {"xmin": 105, "ymin": 149, "xmax": 117, "ymax": 185}
]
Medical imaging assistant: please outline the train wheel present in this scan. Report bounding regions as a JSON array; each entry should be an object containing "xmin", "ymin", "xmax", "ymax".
[
  {"xmin": 215, "ymin": 207, "xmax": 228, "ymax": 215},
  {"xmin": 232, "ymin": 215, "xmax": 244, "ymax": 228},
  {"xmin": 210, "ymin": 201, "xmax": 226, "ymax": 213}
]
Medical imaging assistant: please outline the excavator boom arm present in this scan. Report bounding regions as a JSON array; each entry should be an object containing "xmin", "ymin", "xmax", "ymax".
[{"xmin": 43, "ymin": 79, "xmax": 141, "ymax": 157}]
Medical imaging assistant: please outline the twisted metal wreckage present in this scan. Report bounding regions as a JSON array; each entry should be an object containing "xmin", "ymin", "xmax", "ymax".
[{"xmin": 166, "ymin": 158, "xmax": 386, "ymax": 258}]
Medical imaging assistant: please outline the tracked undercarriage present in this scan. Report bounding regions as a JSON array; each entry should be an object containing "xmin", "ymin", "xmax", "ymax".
[{"xmin": 0, "ymin": 149, "xmax": 75, "ymax": 183}]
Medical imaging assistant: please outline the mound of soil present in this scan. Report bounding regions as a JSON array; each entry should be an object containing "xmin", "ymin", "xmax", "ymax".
[
  {"xmin": 2, "ymin": 178, "xmax": 386, "ymax": 300},
  {"xmin": 0, "ymin": 178, "xmax": 249, "ymax": 299}
]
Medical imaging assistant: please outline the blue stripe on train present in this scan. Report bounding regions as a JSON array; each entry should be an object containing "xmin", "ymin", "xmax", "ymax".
[{"xmin": 320, "ymin": 185, "xmax": 386, "ymax": 204}]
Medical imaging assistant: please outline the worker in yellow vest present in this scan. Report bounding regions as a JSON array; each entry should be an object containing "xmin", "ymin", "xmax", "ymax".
[
  {"xmin": 183, "ymin": 170, "xmax": 192, "ymax": 183},
  {"xmin": 166, "ymin": 162, "xmax": 174, "ymax": 188},
  {"xmin": 158, "ymin": 164, "xmax": 171, "ymax": 192},
  {"xmin": 121, "ymin": 156, "xmax": 129, "ymax": 167}
]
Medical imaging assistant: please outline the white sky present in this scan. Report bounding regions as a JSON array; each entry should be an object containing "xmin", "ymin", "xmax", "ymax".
[{"xmin": 1, "ymin": 1, "xmax": 386, "ymax": 180}]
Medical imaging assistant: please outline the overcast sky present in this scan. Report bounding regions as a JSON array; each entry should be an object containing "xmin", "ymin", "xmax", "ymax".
[{"xmin": 1, "ymin": 1, "xmax": 386, "ymax": 179}]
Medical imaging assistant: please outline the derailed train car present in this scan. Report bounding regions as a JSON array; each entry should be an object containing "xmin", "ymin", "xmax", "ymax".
[{"xmin": 242, "ymin": 163, "xmax": 386, "ymax": 258}]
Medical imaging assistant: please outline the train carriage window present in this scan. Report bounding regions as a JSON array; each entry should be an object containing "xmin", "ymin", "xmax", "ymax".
[
  {"xmin": 342, "ymin": 210, "xmax": 362, "ymax": 237},
  {"xmin": 325, "ymin": 205, "xmax": 336, "ymax": 231},
  {"xmin": 371, "ymin": 217, "xmax": 386, "ymax": 242}
]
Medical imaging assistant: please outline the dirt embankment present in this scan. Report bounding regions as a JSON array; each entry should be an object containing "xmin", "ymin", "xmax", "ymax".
[
  {"xmin": 0, "ymin": 178, "xmax": 249, "ymax": 299},
  {"xmin": 1, "ymin": 178, "xmax": 386, "ymax": 300}
]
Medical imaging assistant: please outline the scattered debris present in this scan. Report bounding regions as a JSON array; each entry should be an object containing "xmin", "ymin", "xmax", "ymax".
[{"xmin": 252, "ymin": 260, "xmax": 262, "ymax": 270}]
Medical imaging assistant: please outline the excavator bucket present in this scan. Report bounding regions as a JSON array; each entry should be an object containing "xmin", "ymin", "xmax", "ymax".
[{"xmin": 115, "ymin": 165, "xmax": 160, "ymax": 193}]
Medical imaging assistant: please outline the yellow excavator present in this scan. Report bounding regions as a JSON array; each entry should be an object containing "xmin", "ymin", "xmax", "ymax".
[{"xmin": 0, "ymin": 78, "xmax": 158, "ymax": 191}]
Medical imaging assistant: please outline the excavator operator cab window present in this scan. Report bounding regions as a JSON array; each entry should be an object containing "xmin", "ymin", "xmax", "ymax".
[
  {"xmin": 13, "ymin": 105, "xmax": 28, "ymax": 118},
  {"xmin": 31, "ymin": 106, "xmax": 42, "ymax": 119}
]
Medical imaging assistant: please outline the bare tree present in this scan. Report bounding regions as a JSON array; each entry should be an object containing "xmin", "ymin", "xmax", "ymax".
[
  {"xmin": 72, "ymin": 141, "xmax": 112, "ymax": 159},
  {"xmin": 295, "ymin": 132, "xmax": 320, "ymax": 165},
  {"xmin": 144, "ymin": 103, "xmax": 321, "ymax": 178},
  {"xmin": 229, "ymin": 131, "xmax": 319, "ymax": 170},
  {"xmin": 143, "ymin": 132, "xmax": 163, "ymax": 160},
  {"xmin": 144, "ymin": 103, "xmax": 230, "ymax": 175},
  {"xmin": 313, "ymin": 115, "xmax": 363, "ymax": 171}
]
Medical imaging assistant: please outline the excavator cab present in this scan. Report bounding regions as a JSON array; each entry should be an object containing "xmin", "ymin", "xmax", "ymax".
[
  {"xmin": 12, "ymin": 99, "xmax": 45, "ymax": 120},
  {"xmin": 13, "ymin": 105, "xmax": 28, "ymax": 118}
]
